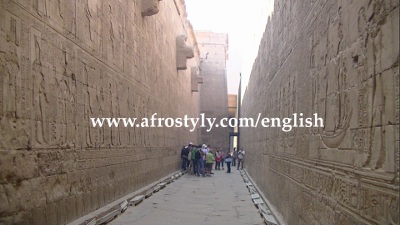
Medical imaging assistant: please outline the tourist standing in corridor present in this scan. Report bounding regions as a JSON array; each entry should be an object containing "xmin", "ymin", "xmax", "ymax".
[
  {"xmin": 191, "ymin": 145, "xmax": 197, "ymax": 175},
  {"xmin": 205, "ymin": 150, "xmax": 215, "ymax": 175},
  {"xmin": 237, "ymin": 149, "xmax": 245, "ymax": 170},
  {"xmin": 181, "ymin": 144, "xmax": 190, "ymax": 171},
  {"xmin": 232, "ymin": 148, "xmax": 237, "ymax": 166},
  {"xmin": 225, "ymin": 153, "xmax": 232, "ymax": 173}
]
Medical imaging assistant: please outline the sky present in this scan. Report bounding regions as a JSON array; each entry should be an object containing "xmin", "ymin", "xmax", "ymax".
[{"xmin": 185, "ymin": 0, "xmax": 275, "ymax": 96}]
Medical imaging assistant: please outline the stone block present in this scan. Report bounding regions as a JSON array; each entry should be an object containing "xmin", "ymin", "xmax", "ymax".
[
  {"xmin": 250, "ymin": 193, "xmax": 260, "ymax": 199},
  {"xmin": 153, "ymin": 185, "xmax": 160, "ymax": 193},
  {"xmin": 158, "ymin": 182, "xmax": 166, "ymax": 189},
  {"xmin": 141, "ymin": 0, "xmax": 161, "ymax": 17},
  {"xmin": 262, "ymin": 212, "xmax": 278, "ymax": 225},
  {"xmin": 116, "ymin": 200, "xmax": 128, "ymax": 213},
  {"xmin": 176, "ymin": 35, "xmax": 194, "ymax": 70},
  {"xmin": 252, "ymin": 198, "xmax": 264, "ymax": 205},
  {"xmin": 96, "ymin": 208, "xmax": 121, "ymax": 225},
  {"xmin": 128, "ymin": 195, "xmax": 145, "ymax": 206},
  {"xmin": 145, "ymin": 189, "xmax": 153, "ymax": 198}
]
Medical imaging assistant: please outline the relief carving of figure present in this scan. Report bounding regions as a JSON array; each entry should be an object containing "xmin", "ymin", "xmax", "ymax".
[
  {"xmin": 321, "ymin": 60, "xmax": 352, "ymax": 148},
  {"xmin": 31, "ymin": 33, "xmax": 50, "ymax": 146}
]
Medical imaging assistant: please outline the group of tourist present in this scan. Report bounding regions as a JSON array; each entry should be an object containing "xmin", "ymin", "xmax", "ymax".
[{"xmin": 180, "ymin": 143, "xmax": 245, "ymax": 177}]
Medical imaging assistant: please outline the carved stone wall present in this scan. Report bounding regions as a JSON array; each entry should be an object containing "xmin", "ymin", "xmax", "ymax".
[
  {"xmin": 196, "ymin": 31, "xmax": 229, "ymax": 149},
  {"xmin": 240, "ymin": 0, "xmax": 399, "ymax": 225},
  {"xmin": 0, "ymin": 0, "xmax": 200, "ymax": 224}
]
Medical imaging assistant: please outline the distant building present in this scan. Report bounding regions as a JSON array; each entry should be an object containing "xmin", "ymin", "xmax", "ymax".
[
  {"xmin": 228, "ymin": 94, "xmax": 238, "ymax": 149},
  {"xmin": 196, "ymin": 31, "xmax": 229, "ymax": 149}
]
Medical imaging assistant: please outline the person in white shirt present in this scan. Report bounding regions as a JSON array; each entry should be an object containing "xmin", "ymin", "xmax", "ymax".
[
  {"xmin": 199, "ymin": 144, "xmax": 208, "ymax": 176},
  {"xmin": 201, "ymin": 144, "xmax": 208, "ymax": 160},
  {"xmin": 237, "ymin": 149, "xmax": 245, "ymax": 170}
]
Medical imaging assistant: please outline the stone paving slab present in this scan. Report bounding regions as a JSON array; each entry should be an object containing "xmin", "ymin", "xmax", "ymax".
[{"xmin": 109, "ymin": 169, "xmax": 264, "ymax": 225}]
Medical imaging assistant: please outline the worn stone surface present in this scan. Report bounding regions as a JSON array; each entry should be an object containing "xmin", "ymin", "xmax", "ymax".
[
  {"xmin": 141, "ymin": 0, "xmax": 161, "ymax": 17},
  {"xmin": 191, "ymin": 67, "xmax": 203, "ymax": 92},
  {"xmin": 176, "ymin": 35, "xmax": 194, "ymax": 70},
  {"xmin": 109, "ymin": 169, "xmax": 264, "ymax": 225},
  {"xmin": 240, "ymin": 0, "xmax": 399, "ymax": 225},
  {"xmin": 196, "ymin": 31, "xmax": 230, "ymax": 149},
  {"xmin": 0, "ymin": 0, "xmax": 201, "ymax": 224}
]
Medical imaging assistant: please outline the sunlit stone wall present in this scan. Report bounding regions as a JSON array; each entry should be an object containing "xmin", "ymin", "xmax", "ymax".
[
  {"xmin": 0, "ymin": 0, "xmax": 201, "ymax": 224},
  {"xmin": 240, "ymin": 0, "xmax": 399, "ymax": 224}
]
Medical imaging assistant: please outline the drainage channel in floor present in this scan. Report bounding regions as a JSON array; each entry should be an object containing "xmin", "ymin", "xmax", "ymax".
[{"xmin": 239, "ymin": 170, "xmax": 279, "ymax": 225}]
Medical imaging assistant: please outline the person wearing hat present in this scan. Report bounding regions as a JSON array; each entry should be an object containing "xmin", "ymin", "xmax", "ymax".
[
  {"xmin": 205, "ymin": 150, "xmax": 215, "ymax": 176},
  {"xmin": 200, "ymin": 144, "xmax": 208, "ymax": 175}
]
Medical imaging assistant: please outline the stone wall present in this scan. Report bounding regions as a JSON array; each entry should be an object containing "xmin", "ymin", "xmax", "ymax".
[
  {"xmin": 196, "ymin": 31, "xmax": 229, "ymax": 149},
  {"xmin": 240, "ymin": 0, "xmax": 399, "ymax": 225},
  {"xmin": 228, "ymin": 94, "xmax": 237, "ymax": 149},
  {"xmin": 228, "ymin": 94, "xmax": 237, "ymax": 119},
  {"xmin": 0, "ymin": 0, "xmax": 200, "ymax": 224}
]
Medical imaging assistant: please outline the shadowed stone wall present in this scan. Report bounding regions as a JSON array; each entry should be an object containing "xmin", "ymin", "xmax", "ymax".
[
  {"xmin": 0, "ymin": 0, "xmax": 200, "ymax": 224},
  {"xmin": 196, "ymin": 31, "xmax": 229, "ymax": 149},
  {"xmin": 240, "ymin": 0, "xmax": 399, "ymax": 225}
]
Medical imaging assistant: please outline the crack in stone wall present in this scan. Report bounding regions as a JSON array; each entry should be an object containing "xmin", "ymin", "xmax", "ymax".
[
  {"xmin": 240, "ymin": 0, "xmax": 399, "ymax": 224},
  {"xmin": 0, "ymin": 0, "xmax": 200, "ymax": 224}
]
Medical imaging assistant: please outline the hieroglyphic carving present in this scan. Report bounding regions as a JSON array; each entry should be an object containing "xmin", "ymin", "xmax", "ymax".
[
  {"xmin": 56, "ymin": 74, "xmax": 76, "ymax": 147},
  {"xmin": 273, "ymin": 156, "xmax": 399, "ymax": 224},
  {"xmin": 129, "ymin": 87, "xmax": 137, "ymax": 146},
  {"xmin": 85, "ymin": 1, "xmax": 93, "ymax": 42},
  {"xmin": 1, "ymin": 49, "xmax": 18, "ymax": 118},
  {"xmin": 355, "ymin": 70, "xmax": 396, "ymax": 171},
  {"xmin": 0, "ymin": 0, "xmax": 201, "ymax": 222},
  {"xmin": 367, "ymin": 71, "xmax": 394, "ymax": 170},
  {"xmin": 84, "ymin": 64, "xmax": 103, "ymax": 147},
  {"xmin": 110, "ymin": 80, "xmax": 121, "ymax": 147},
  {"xmin": 6, "ymin": 14, "xmax": 20, "ymax": 47},
  {"xmin": 33, "ymin": 0, "xmax": 45, "ymax": 16},
  {"xmin": 276, "ymin": 72, "xmax": 297, "ymax": 152},
  {"xmin": 0, "ymin": 12, "xmax": 28, "ymax": 149},
  {"xmin": 240, "ymin": 0, "xmax": 399, "ymax": 224},
  {"xmin": 31, "ymin": 28, "xmax": 51, "ymax": 146},
  {"xmin": 284, "ymin": 73, "xmax": 296, "ymax": 148},
  {"xmin": 321, "ymin": 58, "xmax": 352, "ymax": 148},
  {"xmin": 51, "ymin": 46, "xmax": 77, "ymax": 148},
  {"xmin": 1, "ymin": 13, "xmax": 21, "ymax": 118}
]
